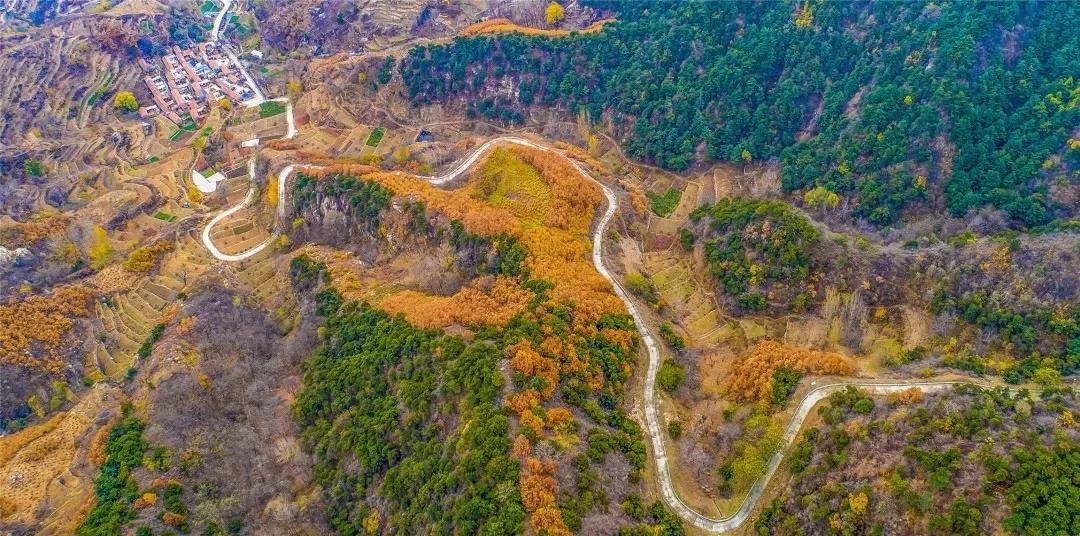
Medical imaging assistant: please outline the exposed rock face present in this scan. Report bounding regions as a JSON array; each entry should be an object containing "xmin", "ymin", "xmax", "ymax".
[{"xmin": 0, "ymin": 246, "xmax": 31, "ymax": 271}]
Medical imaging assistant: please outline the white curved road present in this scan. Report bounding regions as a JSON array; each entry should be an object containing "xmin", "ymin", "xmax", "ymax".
[
  {"xmin": 200, "ymin": 128, "xmax": 982, "ymax": 532},
  {"xmin": 210, "ymin": 0, "xmax": 230, "ymax": 42},
  {"xmin": 211, "ymin": 0, "xmax": 265, "ymax": 105}
]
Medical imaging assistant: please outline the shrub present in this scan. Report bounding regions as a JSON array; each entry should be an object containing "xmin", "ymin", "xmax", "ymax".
[
  {"xmin": 884, "ymin": 345, "xmax": 929, "ymax": 368},
  {"xmin": 622, "ymin": 494, "xmax": 645, "ymax": 521},
  {"xmin": 770, "ymin": 366, "xmax": 801, "ymax": 406},
  {"xmin": 658, "ymin": 360, "xmax": 686, "ymax": 392},
  {"xmin": 853, "ymin": 398, "xmax": 875, "ymax": 415},
  {"xmin": 803, "ymin": 185, "xmax": 839, "ymax": 210},
  {"xmin": 626, "ymin": 273, "xmax": 659, "ymax": 304},
  {"xmin": 24, "ymin": 159, "xmax": 44, "ymax": 177},
  {"xmin": 659, "ymin": 322, "xmax": 685, "ymax": 350},
  {"xmin": 737, "ymin": 292, "xmax": 767, "ymax": 311},
  {"xmin": 678, "ymin": 228, "xmax": 695, "ymax": 251},
  {"xmin": 667, "ymin": 420, "xmax": 683, "ymax": 439}
]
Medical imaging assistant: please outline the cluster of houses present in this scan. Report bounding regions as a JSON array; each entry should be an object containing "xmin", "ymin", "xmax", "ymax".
[{"xmin": 138, "ymin": 42, "xmax": 255, "ymax": 126}]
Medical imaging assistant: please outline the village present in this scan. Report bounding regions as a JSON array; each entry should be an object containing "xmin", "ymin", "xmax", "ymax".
[{"xmin": 138, "ymin": 41, "xmax": 259, "ymax": 127}]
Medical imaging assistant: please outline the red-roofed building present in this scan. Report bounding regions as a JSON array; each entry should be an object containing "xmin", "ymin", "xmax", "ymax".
[
  {"xmin": 138, "ymin": 41, "xmax": 259, "ymax": 128},
  {"xmin": 215, "ymin": 79, "xmax": 241, "ymax": 101}
]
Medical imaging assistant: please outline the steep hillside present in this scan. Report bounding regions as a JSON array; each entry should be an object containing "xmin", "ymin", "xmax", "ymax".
[{"xmin": 401, "ymin": 1, "xmax": 1080, "ymax": 228}]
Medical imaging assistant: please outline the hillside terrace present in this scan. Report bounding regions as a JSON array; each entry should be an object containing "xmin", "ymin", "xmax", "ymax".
[{"xmin": 139, "ymin": 42, "xmax": 255, "ymax": 127}]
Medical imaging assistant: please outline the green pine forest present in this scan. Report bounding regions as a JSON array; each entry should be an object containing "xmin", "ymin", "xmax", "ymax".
[{"xmin": 401, "ymin": 1, "xmax": 1080, "ymax": 227}]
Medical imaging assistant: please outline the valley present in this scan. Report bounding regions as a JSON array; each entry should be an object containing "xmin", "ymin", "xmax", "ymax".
[{"xmin": 3, "ymin": 2, "xmax": 1080, "ymax": 535}]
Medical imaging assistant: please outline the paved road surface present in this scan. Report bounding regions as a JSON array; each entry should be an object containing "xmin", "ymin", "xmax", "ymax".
[{"xmin": 211, "ymin": 0, "xmax": 264, "ymax": 104}]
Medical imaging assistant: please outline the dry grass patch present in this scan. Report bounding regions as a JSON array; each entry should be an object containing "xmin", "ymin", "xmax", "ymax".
[
  {"xmin": 0, "ymin": 387, "xmax": 112, "ymax": 526},
  {"xmin": 472, "ymin": 148, "xmax": 553, "ymax": 226}
]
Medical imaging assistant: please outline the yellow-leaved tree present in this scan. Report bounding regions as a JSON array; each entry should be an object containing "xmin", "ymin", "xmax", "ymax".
[
  {"xmin": 362, "ymin": 510, "xmax": 380, "ymax": 534},
  {"xmin": 794, "ymin": 2, "xmax": 814, "ymax": 28},
  {"xmin": 545, "ymin": 1, "xmax": 565, "ymax": 26},
  {"xmin": 114, "ymin": 91, "xmax": 138, "ymax": 112},
  {"xmin": 803, "ymin": 185, "xmax": 839, "ymax": 211},
  {"xmin": 88, "ymin": 225, "xmax": 114, "ymax": 269},
  {"xmin": 267, "ymin": 174, "xmax": 279, "ymax": 208}
]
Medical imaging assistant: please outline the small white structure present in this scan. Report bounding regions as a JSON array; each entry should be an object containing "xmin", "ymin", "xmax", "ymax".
[
  {"xmin": 240, "ymin": 138, "xmax": 260, "ymax": 148},
  {"xmin": 249, "ymin": 50, "xmax": 263, "ymax": 59},
  {"xmin": 192, "ymin": 168, "xmax": 226, "ymax": 193}
]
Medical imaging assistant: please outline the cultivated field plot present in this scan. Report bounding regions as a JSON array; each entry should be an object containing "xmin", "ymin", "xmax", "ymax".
[
  {"xmin": 645, "ymin": 179, "xmax": 703, "ymax": 244},
  {"xmin": 292, "ymin": 127, "xmax": 351, "ymax": 155},
  {"xmin": 218, "ymin": 177, "xmax": 251, "ymax": 206},
  {"xmin": 331, "ymin": 127, "xmax": 375, "ymax": 157},
  {"xmin": 643, "ymin": 249, "xmax": 731, "ymax": 348},
  {"xmin": 233, "ymin": 247, "xmax": 292, "ymax": 307},
  {"xmin": 208, "ymin": 209, "xmax": 271, "ymax": 257},
  {"xmin": 472, "ymin": 148, "xmax": 553, "ymax": 226},
  {"xmin": 228, "ymin": 114, "xmax": 288, "ymax": 141}
]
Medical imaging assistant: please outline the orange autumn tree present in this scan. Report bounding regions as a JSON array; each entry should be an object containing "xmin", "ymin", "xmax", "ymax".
[
  {"xmin": 520, "ymin": 458, "xmax": 556, "ymax": 511},
  {"xmin": 509, "ymin": 342, "xmax": 560, "ymax": 399},
  {"xmin": 0, "ymin": 285, "xmax": 94, "ymax": 373},
  {"xmin": 377, "ymin": 276, "xmax": 531, "ymax": 329},
  {"xmin": 546, "ymin": 407, "xmax": 575, "ymax": 433},
  {"xmin": 512, "ymin": 434, "xmax": 532, "ymax": 459},
  {"xmin": 0, "ymin": 216, "xmax": 68, "ymax": 247},
  {"xmin": 519, "ymin": 409, "xmax": 545, "ymax": 437},
  {"xmin": 520, "ymin": 457, "xmax": 571, "ymax": 535},
  {"xmin": 508, "ymin": 389, "xmax": 541, "ymax": 414},
  {"xmin": 726, "ymin": 340, "xmax": 855, "ymax": 402}
]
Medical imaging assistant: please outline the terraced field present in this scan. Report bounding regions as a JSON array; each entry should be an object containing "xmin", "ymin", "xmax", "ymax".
[
  {"xmin": 644, "ymin": 249, "xmax": 731, "ymax": 348},
  {"xmin": 88, "ymin": 224, "xmax": 214, "ymax": 381},
  {"xmin": 206, "ymin": 205, "xmax": 272, "ymax": 257},
  {"xmin": 645, "ymin": 179, "xmax": 703, "ymax": 244},
  {"xmin": 233, "ymin": 246, "xmax": 292, "ymax": 308},
  {"xmin": 91, "ymin": 273, "xmax": 177, "ymax": 379}
]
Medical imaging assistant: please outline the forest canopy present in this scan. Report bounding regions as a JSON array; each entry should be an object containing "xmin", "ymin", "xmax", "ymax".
[{"xmin": 401, "ymin": 1, "xmax": 1080, "ymax": 227}]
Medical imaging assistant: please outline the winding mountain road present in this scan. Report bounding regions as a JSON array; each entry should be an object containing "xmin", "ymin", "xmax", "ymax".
[{"xmin": 199, "ymin": 124, "xmax": 980, "ymax": 532}]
